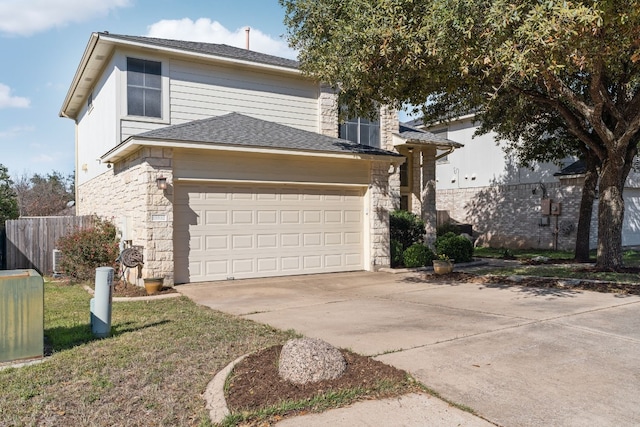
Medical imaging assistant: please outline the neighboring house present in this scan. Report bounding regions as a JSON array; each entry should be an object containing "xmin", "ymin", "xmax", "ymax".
[
  {"xmin": 60, "ymin": 32, "xmax": 460, "ymax": 285},
  {"xmin": 406, "ymin": 114, "xmax": 640, "ymax": 250}
]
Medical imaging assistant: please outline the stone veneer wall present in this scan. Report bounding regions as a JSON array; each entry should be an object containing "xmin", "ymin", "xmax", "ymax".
[
  {"xmin": 436, "ymin": 179, "xmax": 589, "ymax": 250},
  {"xmin": 77, "ymin": 147, "xmax": 175, "ymax": 284},
  {"xmin": 369, "ymin": 161, "xmax": 399, "ymax": 268},
  {"xmin": 319, "ymin": 85, "xmax": 339, "ymax": 138},
  {"xmin": 379, "ymin": 106, "xmax": 399, "ymax": 152}
]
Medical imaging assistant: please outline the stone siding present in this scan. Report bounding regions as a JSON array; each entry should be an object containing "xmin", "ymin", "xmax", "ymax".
[
  {"xmin": 319, "ymin": 85, "xmax": 338, "ymax": 138},
  {"xmin": 77, "ymin": 147, "xmax": 175, "ymax": 284},
  {"xmin": 379, "ymin": 106, "xmax": 399, "ymax": 152},
  {"xmin": 436, "ymin": 179, "xmax": 591, "ymax": 250},
  {"xmin": 369, "ymin": 161, "xmax": 397, "ymax": 268}
]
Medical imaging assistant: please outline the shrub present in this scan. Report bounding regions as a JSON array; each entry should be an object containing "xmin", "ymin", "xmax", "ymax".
[
  {"xmin": 57, "ymin": 217, "xmax": 120, "ymax": 281},
  {"xmin": 403, "ymin": 243, "xmax": 436, "ymax": 268},
  {"xmin": 390, "ymin": 239, "xmax": 404, "ymax": 267},
  {"xmin": 390, "ymin": 210, "xmax": 425, "ymax": 250},
  {"xmin": 435, "ymin": 232, "xmax": 474, "ymax": 263},
  {"xmin": 436, "ymin": 222, "xmax": 460, "ymax": 237}
]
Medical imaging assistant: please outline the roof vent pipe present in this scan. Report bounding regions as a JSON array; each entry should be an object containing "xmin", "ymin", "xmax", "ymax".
[{"xmin": 245, "ymin": 27, "xmax": 250, "ymax": 50}]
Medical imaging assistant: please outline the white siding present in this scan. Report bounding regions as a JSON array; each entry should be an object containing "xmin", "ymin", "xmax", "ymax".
[
  {"xmin": 121, "ymin": 119, "xmax": 167, "ymax": 141},
  {"xmin": 168, "ymin": 59, "xmax": 318, "ymax": 131},
  {"xmin": 76, "ymin": 56, "xmax": 119, "ymax": 185},
  {"xmin": 173, "ymin": 149, "xmax": 370, "ymax": 186}
]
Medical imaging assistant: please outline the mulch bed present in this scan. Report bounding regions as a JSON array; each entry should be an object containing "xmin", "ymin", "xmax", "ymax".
[
  {"xmin": 112, "ymin": 280, "xmax": 177, "ymax": 298},
  {"xmin": 225, "ymin": 344, "xmax": 414, "ymax": 412}
]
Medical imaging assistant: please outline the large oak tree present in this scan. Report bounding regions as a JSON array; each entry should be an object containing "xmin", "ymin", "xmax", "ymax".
[{"xmin": 282, "ymin": 0, "xmax": 640, "ymax": 268}]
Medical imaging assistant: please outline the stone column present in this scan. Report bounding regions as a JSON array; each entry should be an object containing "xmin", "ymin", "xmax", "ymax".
[
  {"xmin": 142, "ymin": 148, "xmax": 175, "ymax": 285},
  {"xmin": 421, "ymin": 147, "xmax": 437, "ymax": 245},
  {"xmin": 410, "ymin": 149, "xmax": 423, "ymax": 216},
  {"xmin": 379, "ymin": 106, "xmax": 399, "ymax": 151},
  {"xmin": 369, "ymin": 161, "xmax": 397, "ymax": 269},
  {"xmin": 319, "ymin": 84, "xmax": 339, "ymax": 138}
]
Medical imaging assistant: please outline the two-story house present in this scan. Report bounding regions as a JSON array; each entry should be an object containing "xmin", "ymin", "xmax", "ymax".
[{"xmin": 60, "ymin": 32, "xmax": 460, "ymax": 285}]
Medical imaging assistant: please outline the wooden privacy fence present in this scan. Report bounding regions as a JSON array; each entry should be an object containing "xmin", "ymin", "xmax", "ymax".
[{"xmin": 4, "ymin": 216, "xmax": 95, "ymax": 275}]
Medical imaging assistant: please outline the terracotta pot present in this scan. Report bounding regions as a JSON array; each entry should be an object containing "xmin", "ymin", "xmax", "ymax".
[
  {"xmin": 143, "ymin": 278, "xmax": 163, "ymax": 295},
  {"xmin": 432, "ymin": 260, "xmax": 454, "ymax": 275}
]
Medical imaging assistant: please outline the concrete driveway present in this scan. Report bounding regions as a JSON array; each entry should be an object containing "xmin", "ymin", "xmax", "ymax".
[{"xmin": 178, "ymin": 271, "xmax": 640, "ymax": 426}]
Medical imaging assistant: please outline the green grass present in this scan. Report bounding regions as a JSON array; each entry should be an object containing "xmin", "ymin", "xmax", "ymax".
[
  {"xmin": 476, "ymin": 264, "xmax": 640, "ymax": 283},
  {"xmin": 0, "ymin": 280, "xmax": 295, "ymax": 427},
  {"xmin": 474, "ymin": 247, "xmax": 576, "ymax": 260},
  {"xmin": 475, "ymin": 247, "xmax": 640, "ymax": 266}
]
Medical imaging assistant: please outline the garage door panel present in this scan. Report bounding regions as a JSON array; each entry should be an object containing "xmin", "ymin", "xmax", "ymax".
[
  {"xmin": 257, "ymin": 210, "xmax": 277, "ymax": 224},
  {"xmin": 205, "ymin": 210, "xmax": 228, "ymax": 225},
  {"xmin": 232, "ymin": 234, "xmax": 254, "ymax": 249},
  {"xmin": 174, "ymin": 184, "xmax": 365, "ymax": 283}
]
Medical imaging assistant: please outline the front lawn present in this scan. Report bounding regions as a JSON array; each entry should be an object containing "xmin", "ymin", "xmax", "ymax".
[
  {"xmin": 0, "ymin": 281, "xmax": 294, "ymax": 426},
  {"xmin": 473, "ymin": 248, "xmax": 640, "ymax": 283}
]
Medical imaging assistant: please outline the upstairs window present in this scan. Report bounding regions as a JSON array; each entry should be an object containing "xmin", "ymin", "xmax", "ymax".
[
  {"xmin": 127, "ymin": 58, "xmax": 162, "ymax": 118},
  {"xmin": 339, "ymin": 116, "xmax": 381, "ymax": 148}
]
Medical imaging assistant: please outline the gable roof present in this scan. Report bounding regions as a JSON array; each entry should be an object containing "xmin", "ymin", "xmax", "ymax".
[
  {"xmin": 60, "ymin": 32, "xmax": 302, "ymax": 119},
  {"xmin": 101, "ymin": 33, "xmax": 299, "ymax": 70},
  {"xmin": 102, "ymin": 113, "xmax": 403, "ymax": 163},
  {"xmin": 396, "ymin": 123, "xmax": 463, "ymax": 148}
]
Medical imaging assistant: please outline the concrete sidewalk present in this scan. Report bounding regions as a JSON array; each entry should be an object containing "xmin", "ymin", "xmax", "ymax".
[{"xmin": 178, "ymin": 270, "xmax": 640, "ymax": 426}]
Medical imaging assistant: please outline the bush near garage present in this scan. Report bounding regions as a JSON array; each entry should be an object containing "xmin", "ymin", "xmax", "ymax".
[
  {"xmin": 403, "ymin": 243, "xmax": 436, "ymax": 268},
  {"xmin": 390, "ymin": 210, "xmax": 427, "ymax": 267},
  {"xmin": 390, "ymin": 210, "xmax": 425, "ymax": 251},
  {"xmin": 57, "ymin": 217, "xmax": 120, "ymax": 281},
  {"xmin": 390, "ymin": 239, "xmax": 404, "ymax": 267},
  {"xmin": 435, "ymin": 232, "xmax": 474, "ymax": 263}
]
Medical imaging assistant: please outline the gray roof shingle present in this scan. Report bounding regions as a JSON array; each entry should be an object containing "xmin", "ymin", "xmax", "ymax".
[
  {"xmin": 100, "ymin": 33, "xmax": 299, "ymax": 69},
  {"xmin": 133, "ymin": 113, "xmax": 402, "ymax": 157},
  {"xmin": 397, "ymin": 123, "xmax": 463, "ymax": 147}
]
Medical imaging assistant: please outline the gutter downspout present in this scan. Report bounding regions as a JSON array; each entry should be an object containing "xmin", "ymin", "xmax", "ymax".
[{"xmin": 435, "ymin": 146, "xmax": 455, "ymax": 161}]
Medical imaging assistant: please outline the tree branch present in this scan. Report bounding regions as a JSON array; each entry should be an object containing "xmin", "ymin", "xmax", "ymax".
[{"xmin": 518, "ymin": 87, "xmax": 607, "ymax": 161}]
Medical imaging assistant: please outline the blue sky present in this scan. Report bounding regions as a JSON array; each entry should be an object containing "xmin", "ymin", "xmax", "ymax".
[{"xmin": 0, "ymin": 0, "xmax": 299, "ymax": 179}]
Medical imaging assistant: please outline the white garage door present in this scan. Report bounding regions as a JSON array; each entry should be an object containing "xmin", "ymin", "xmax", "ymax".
[
  {"xmin": 623, "ymin": 189, "xmax": 640, "ymax": 246},
  {"xmin": 174, "ymin": 183, "xmax": 365, "ymax": 283}
]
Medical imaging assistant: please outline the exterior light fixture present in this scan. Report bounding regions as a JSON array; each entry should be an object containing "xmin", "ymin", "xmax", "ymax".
[{"xmin": 156, "ymin": 175, "xmax": 168, "ymax": 190}]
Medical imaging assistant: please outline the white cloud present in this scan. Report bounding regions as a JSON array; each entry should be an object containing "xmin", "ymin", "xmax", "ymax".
[
  {"xmin": 0, "ymin": 84, "xmax": 30, "ymax": 108},
  {"xmin": 146, "ymin": 18, "xmax": 297, "ymax": 60},
  {"xmin": 0, "ymin": 0, "xmax": 131, "ymax": 36}
]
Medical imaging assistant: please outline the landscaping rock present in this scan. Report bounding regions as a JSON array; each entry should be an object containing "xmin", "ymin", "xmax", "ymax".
[{"xmin": 278, "ymin": 338, "xmax": 346, "ymax": 384}]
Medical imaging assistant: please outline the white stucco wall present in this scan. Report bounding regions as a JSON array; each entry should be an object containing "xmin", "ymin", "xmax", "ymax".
[{"xmin": 432, "ymin": 118, "xmax": 567, "ymax": 190}]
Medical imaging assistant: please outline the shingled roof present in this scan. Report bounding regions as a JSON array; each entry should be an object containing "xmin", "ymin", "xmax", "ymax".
[
  {"xmin": 103, "ymin": 113, "xmax": 402, "ymax": 161},
  {"xmin": 99, "ymin": 33, "xmax": 299, "ymax": 69},
  {"xmin": 396, "ymin": 123, "xmax": 463, "ymax": 148}
]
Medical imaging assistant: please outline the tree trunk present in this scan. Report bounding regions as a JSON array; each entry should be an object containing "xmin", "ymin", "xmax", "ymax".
[
  {"xmin": 574, "ymin": 153, "xmax": 599, "ymax": 263},
  {"xmin": 596, "ymin": 156, "xmax": 627, "ymax": 270}
]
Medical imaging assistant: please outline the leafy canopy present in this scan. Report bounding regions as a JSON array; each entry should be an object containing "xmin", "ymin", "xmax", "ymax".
[
  {"xmin": 282, "ymin": 0, "xmax": 640, "ymax": 268},
  {"xmin": 282, "ymin": 0, "xmax": 640, "ymax": 158}
]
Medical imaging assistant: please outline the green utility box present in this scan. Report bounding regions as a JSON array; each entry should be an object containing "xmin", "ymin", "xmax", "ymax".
[{"xmin": 0, "ymin": 269, "xmax": 44, "ymax": 363}]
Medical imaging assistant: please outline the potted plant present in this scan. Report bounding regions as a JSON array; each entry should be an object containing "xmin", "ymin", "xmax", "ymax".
[
  {"xmin": 433, "ymin": 254, "xmax": 454, "ymax": 275},
  {"xmin": 143, "ymin": 277, "xmax": 163, "ymax": 295}
]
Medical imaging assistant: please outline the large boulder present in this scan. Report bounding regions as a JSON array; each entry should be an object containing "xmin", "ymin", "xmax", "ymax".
[{"xmin": 278, "ymin": 338, "xmax": 346, "ymax": 384}]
